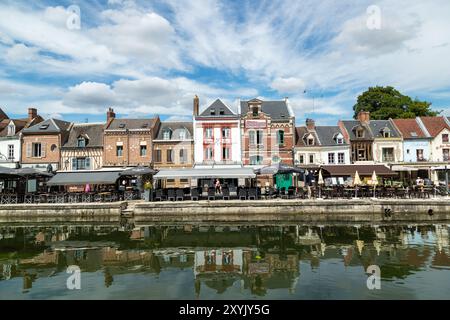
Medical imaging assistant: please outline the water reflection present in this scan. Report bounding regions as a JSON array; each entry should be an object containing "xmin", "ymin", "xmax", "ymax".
[{"xmin": 0, "ymin": 224, "xmax": 449, "ymax": 299}]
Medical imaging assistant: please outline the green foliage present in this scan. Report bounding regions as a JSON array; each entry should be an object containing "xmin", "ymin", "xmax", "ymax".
[{"xmin": 353, "ymin": 86, "xmax": 439, "ymax": 120}]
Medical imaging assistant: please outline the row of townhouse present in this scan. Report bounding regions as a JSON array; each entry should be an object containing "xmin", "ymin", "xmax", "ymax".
[{"xmin": 1, "ymin": 98, "xmax": 449, "ymax": 182}]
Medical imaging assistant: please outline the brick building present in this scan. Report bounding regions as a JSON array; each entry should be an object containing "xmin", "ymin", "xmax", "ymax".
[
  {"xmin": 153, "ymin": 121, "xmax": 194, "ymax": 188},
  {"xmin": 240, "ymin": 98, "xmax": 295, "ymax": 167},
  {"xmin": 21, "ymin": 118, "xmax": 72, "ymax": 171},
  {"xmin": 103, "ymin": 108, "xmax": 160, "ymax": 167}
]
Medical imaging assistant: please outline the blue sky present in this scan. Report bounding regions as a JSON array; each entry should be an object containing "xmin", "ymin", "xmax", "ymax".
[{"xmin": 0, "ymin": 0, "xmax": 450, "ymax": 126}]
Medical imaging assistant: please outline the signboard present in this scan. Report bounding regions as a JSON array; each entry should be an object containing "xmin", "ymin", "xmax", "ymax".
[{"xmin": 246, "ymin": 120, "xmax": 267, "ymax": 129}]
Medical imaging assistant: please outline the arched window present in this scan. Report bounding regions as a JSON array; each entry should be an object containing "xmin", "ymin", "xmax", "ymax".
[
  {"xmin": 381, "ymin": 127, "xmax": 391, "ymax": 138},
  {"xmin": 250, "ymin": 155, "xmax": 263, "ymax": 165},
  {"xmin": 277, "ymin": 130, "xmax": 284, "ymax": 145},
  {"xmin": 305, "ymin": 134, "xmax": 314, "ymax": 146}
]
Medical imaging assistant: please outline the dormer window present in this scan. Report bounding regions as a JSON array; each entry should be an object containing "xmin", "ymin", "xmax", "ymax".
[
  {"xmin": 219, "ymin": 108, "xmax": 225, "ymax": 115},
  {"xmin": 252, "ymin": 106, "xmax": 258, "ymax": 117},
  {"xmin": 305, "ymin": 134, "xmax": 315, "ymax": 146},
  {"xmin": 179, "ymin": 129, "xmax": 186, "ymax": 140},
  {"xmin": 381, "ymin": 127, "xmax": 391, "ymax": 138},
  {"xmin": 334, "ymin": 133, "xmax": 344, "ymax": 144},
  {"xmin": 7, "ymin": 124, "xmax": 15, "ymax": 136},
  {"xmin": 210, "ymin": 109, "xmax": 216, "ymax": 116},
  {"xmin": 356, "ymin": 128, "xmax": 364, "ymax": 138},
  {"xmin": 77, "ymin": 136, "xmax": 87, "ymax": 147},
  {"xmin": 163, "ymin": 129, "xmax": 172, "ymax": 140}
]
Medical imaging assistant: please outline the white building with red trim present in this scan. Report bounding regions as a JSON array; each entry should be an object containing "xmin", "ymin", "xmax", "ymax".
[{"xmin": 193, "ymin": 96, "xmax": 242, "ymax": 167}]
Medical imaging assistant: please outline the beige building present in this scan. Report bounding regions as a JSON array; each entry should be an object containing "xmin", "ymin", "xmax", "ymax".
[{"xmin": 60, "ymin": 123, "xmax": 104, "ymax": 171}]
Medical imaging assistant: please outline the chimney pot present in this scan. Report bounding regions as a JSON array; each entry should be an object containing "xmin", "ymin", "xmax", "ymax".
[
  {"xmin": 193, "ymin": 95, "xmax": 199, "ymax": 116},
  {"xmin": 357, "ymin": 111, "xmax": 370, "ymax": 124},
  {"xmin": 306, "ymin": 118, "xmax": 315, "ymax": 131},
  {"xmin": 28, "ymin": 107, "xmax": 37, "ymax": 121},
  {"xmin": 107, "ymin": 107, "xmax": 116, "ymax": 122}
]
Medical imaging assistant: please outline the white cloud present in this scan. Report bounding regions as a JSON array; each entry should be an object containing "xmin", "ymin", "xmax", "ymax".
[
  {"xmin": 5, "ymin": 43, "xmax": 40, "ymax": 63},
  {"xmin": 271, "ymin": 77, "xmax": 306, "ymax": 94}
]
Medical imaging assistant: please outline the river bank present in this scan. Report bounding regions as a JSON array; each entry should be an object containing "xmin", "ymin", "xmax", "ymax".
[{"xmin": 1, "ymin": 198, "xmax": 450, "ymax": 225}]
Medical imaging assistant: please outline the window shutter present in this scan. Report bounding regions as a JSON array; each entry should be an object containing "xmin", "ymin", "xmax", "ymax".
[
  {"xmin": 72, "ymin": 158, "xmax": 77, "ymax": 170},
  {"xmin": 41, "ymin": 142, "xmax": 46, "ymax": 158},
  {"xmin": 86, "ymin": 157, "xmax": 91, "ymax": 170},
  {"xmin": 26, "ymin": 143, "xmax": 32, "ymax": 158}
]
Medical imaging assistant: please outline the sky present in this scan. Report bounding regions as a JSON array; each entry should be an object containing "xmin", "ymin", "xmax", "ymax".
[{"xmin": 0, "ymin": 0, "xmax": 450, "ymax": 126}]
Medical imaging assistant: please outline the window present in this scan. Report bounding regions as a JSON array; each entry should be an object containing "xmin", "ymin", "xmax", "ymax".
[
  {"xmin": 205, "ymin": 128, "xmax": 213, "ymax": 139},
  {"xmin": 337, "ymin": 137, "xmax": 343, "ymax": 144},
  {"xmin": 179, "ymin": 130, "xmax": 186, "ymax": 140},
  {"xmin": 272, "ymin": 155, "xmax": 280, "ymax": 163},
  {"xmin": 222, "ymin": 127, "xmax": 230, "ymax": 138},
  {"xmin": 205, "ymin": 147, "xmax": 213, "ymax": 160},
  {"xmin": 357, "ymin": 148, "xmax": 366, "ymax": 160},
  {"xmin": 416, "ymin": 149, "xmax": 424, "ymax": 161},
  {"xmin": 210, "ymin": 108, "xmax": 216, "ymax": 116},
  {"xmin": 299, "ymin": 154, "xmax": 304, "ymax": 164},
  {"xmin": 155, "ymin": 150, "xmax": 162, "ymax": 163},
  {"xmin": 250, "ymin": 155, "xmax": 263, "ymax": 165},
  {"xmin": 406, "ymin": 149, "xmax": 410, "ymax": 154},
  {"xmin": 249, "ymin": 130, "xmax": 263, "ymax": 145},
  {"xmin": 306, "ymin": 134, "xmax": 314, "ymax": 146},
  {"xmin": 116, "ymin": 145, "xmax": 123, "ymax": 157},
  {"xmin": 77, "ymin": 137, "xmax": 86, "ymax": 147},
  {"xmin": 163, "ymin": 129, "xmax": 172, "ymax": 140},
  {"xmin": 309, "ymin": 154, "xmax": 314, "ymax": 164},
  {"xmin": 167, "ymin": 149, "xmax": 174, "ymax": 163},
  {"xmin": 252, "ymin": 106, "xmax": 258, "ymax": 117},
  {"xmin": 180, "ymin": 179, "xmax": 189, "ymax": 183},
  {"xmin": 443, "ymin": 149, "xmax": 449, "ymax": 161},
  {"xmin": 180, "ymin": 149, "xmax": 187, "ymax": 163},
  {"xmin": 32, "ymin": 143, "xmax": 42, "ymax": 158},
  {"xmin": 277, "ymin": 130, "xmax": 285, "ymax": 146},
  {"xmin": 7, "ymin": 144, "xmax": 14, "ymax": 160},
  {"xmin": 72, "ymin": 157, "xmax": 90, "ymax": 170},
  {"xmin": 140, "ymin": 145, "xmax": 147, "ymax": 157},
  {"xmin": 328, "ymin": 153, "xmax": 335, "ymax": 164},
  {"xmin": 382, "ymin": 148, "xmax": 394, "ymax": 162},
  {"xmin": 356, "ymin": 128, "xmax": 364, "ymax": 138},
  {"xmin": 382, "ymin": 128, "xmax": 391, "ymax": 138},
  {"xmin": 219, "ymin": 108, "xmax": 225, "ymax": 115},
  {"xmin": 222, "ymin": 147, "xmax": 230, "ymax": 160},
  {"xmin": 338, "ymin": 153, "xmax": 345, "ymax": 164},
  {"xmin": 7, "ymin": 124, "xmax": 14, "ymax": 136},
  {"xmin": 443, "ymin": 134, "xmax": 449, "ymax": 143}
]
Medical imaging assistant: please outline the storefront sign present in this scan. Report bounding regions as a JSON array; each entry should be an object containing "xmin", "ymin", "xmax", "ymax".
[{"xmin": 246, "ymin": 120, "xmax": 267, "ymax": 129}]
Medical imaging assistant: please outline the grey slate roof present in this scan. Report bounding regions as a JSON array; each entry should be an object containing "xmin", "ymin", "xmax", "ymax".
[
  {"xmin": 341, "ymin": 120, "xmax": 373, "ymax": 140},
  {"xmin": 368, "ymin": 120, "xmax": 401, "ymax": 138},
  {"xmin": 295, "ymin": 127, "xmax": 320, "ymax": 147},
  {"xmin": 199, "ymin": 99, "xmax": 235, "ymax": 117},
  {"xmin": 315, "ymin": 126, "xmax": 348, "ymax": 146},
  {"xmin": 62, "ymin": 123, "xmax": 104, "ymax": 148},
  {"xmin": 107, "ymin": 118, "xmax": 156, "ymax": 130},
  {"xmin": 240, "ymin": 100, "xmax": 291, "ymax": 120},
  {"xmin": 155, "ymin": 121, "xmax": 193, "ymax": 140},
  {"xmin": 22, "ymin": 118, "xmax": 72, "ymax": 134}
]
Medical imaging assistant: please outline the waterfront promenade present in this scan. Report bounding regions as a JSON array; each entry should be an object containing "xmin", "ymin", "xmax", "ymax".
[{"xmin": 1, "ymin": 198, "xmax": 450, "ymax": 225}]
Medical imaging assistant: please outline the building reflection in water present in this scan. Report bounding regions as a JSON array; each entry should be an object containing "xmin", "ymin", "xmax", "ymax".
[{"xmin": 0, "ymin": 223, "xmax": 449, "ymax": 297}]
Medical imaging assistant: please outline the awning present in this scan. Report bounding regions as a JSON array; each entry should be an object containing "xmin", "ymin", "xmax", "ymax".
[
  {"xmin": 390, "ymin": 165, "xmax": 419, "ymax": 172},
  {"xmin": 119, "ymin": 166, "xmax": 157, "ymax": 176},
  {"xmin": 47, "ymin": 171, "xmax": 121, "ymax": 186},
  {"xmin": 322, "ymin": 165, "xmax": 397, "ymax": 177},
  {"xmin": 154, "ymin": 168, "xmax": 256, "ymax": 179}
]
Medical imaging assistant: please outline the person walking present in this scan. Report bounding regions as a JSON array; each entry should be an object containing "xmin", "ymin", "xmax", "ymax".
[{"xmin": 215, "ymin": 179, "xmax": 221, "ymax": 194}]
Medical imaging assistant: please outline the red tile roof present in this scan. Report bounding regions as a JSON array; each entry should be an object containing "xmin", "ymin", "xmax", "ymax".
[
  {"xmin": 419, "ymin": 116, "xmax": 450, "ymax": 137},
  {"xmin": 392, "ymin": 118, "xmax": 426, "ymax": 139}
]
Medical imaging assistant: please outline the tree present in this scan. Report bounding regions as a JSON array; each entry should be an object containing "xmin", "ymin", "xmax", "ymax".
[{"xmin": 353, "ymin": 86, "xmax": 439, "ymax": 120}]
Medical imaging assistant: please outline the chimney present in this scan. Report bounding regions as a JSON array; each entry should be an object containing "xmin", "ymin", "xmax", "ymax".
[
  {"xmin": 28, "ymin": 107, "xmax": 37, "ymax": 121},
  {"xmin": 193, "ymin": 95, "xmax": 199, "ymax": 116},
  {"xmin": 357, "ymin": 111, "xmax": 370, "ymax": 124},
  {"xmin": 306, "ymin": 118, "xmax": 315, "ymax": 131},
  {"xmin": 107, "ymin": 107, "xmax": 116, "ymax": 122}
]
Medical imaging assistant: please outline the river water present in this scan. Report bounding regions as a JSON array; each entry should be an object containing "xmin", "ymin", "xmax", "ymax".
[{"xmin": 0, "ymin": 223, "xmax": 449, "ymax": 300}]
